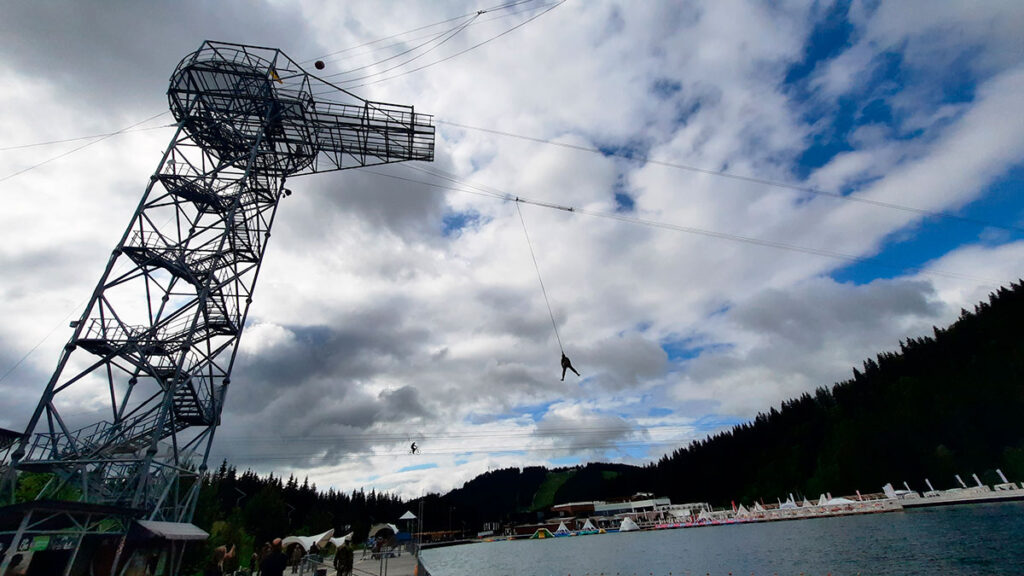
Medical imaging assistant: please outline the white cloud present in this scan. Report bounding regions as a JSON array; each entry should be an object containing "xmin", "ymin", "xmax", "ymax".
[{"xmin": 0, "ymin": 0, "xmax": 1022, "ymax": 499}]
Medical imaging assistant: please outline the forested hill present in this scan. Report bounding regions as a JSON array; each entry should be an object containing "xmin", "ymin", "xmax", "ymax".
[
  {"xmin": 181, "ymin": 281, "xmax": 1024, "ymax": 552},
  {"xmin": 645, "ymin": 281, "xmax": 1024, "ymax": 505}
]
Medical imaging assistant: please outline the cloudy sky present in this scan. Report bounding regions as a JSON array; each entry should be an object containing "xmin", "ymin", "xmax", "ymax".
[{"xmin": 1, "ymin": 0, "xmax": 1023, "ymax": 498}]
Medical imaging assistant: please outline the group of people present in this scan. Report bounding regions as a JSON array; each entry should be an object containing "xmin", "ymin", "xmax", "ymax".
[{"xmin": 205, "ymin": 538, "xmax": 354, "ymax": 576}]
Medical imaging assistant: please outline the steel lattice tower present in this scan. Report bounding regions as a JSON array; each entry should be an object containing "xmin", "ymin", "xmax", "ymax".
[{"xmin": 4, "ymin": 41, "xmax": 434, "ymax": 522}]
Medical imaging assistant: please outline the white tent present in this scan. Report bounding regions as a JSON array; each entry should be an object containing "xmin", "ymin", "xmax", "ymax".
[
  {"xmin": 817, "ymin": 494, "xmax": 828, "ymax": 506},
  {"xmin": 734, "ymin": 504, "xmax": 750, "ymax": 518},
  {"xmin": 328, "ymin": 532, "xmax": 354, "ymax": 548},
  {"xmin": 618, "ymin": 517, "xmax": 640, "ymax": 532},
  {"xmin": 826, "ymin": 497, "xmax": 856, "ymax": 505},
  {"xmin": 802, "ymin": 497, "xmax": 814, "ymax": 508},
  {"xmin": 399, "ymin": 511, "xmax": 417, "ymax": 521},
  {"xmin": 282, "ymin": 528, "xmax": 334, "ymax": 552},
  {"xmin": 368, "ymin": 523, "xmax": 400, "ymax": 540},
  {"xmin": 553, "ymin": 522, "xmax": 571, "ymax": 535},
  {"xmin": 579, "ymin": 519, "xmax": 597, "ymax": 532}
]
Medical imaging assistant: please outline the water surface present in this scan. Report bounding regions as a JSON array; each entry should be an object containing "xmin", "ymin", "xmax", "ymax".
[{"xmin": 421, "ymin": 502, "xmax": 1024, "ymax": 575}]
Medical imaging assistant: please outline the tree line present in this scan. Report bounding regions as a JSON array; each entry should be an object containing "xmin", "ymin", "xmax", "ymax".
[{"xmin": 184, "ymin": 280, "xmax": 1024, "ymax": 566}]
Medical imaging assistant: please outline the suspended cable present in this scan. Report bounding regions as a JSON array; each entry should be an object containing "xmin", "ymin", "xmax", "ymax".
[
  {"xmin": 0, "ymin": 123, "xmax": 174, "ymax": 152},
  {"xmin": 335, "ymin": 0, "xmax": 566, "ymax": 90},
  {"xmin": 317, "ymin": 14, "xmax": 479, "ymax": 80},
  {"xmin": 0, "ymin": 111, "xmax": 170, "ymax": 184},
  {"xmin": 436, "ymin": 119, "xmax": 1024, "ymax": 235},
  {"xmin": 209, "ymin": 439, "xmax": 682, "ymax": 462},
  {"xmin": 360, "ymin": 164, "xmax": 1003, "ymax": 287},
  {"xmin": 216, "ymin": 422, "xmax": 681, "ymax": 443},
  {"xmin": 328, "ymin": 13, "xmax": 482, "ymax": 85},
  {"xmin": 313, "ymin": 3, "xmax": 557, "ymax": 69},
  {"xmin": 300, "ymin": 0, "xmax": 540, "ymax": 64},
  {"xmin": 515, "ymin": 200, "xmax": 564, "ymax": 353}
]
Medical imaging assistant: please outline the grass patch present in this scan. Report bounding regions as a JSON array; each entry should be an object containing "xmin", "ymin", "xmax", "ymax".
[{"xmin": 531, "ymin": 470, "xmax": 574, "ymax": 511}]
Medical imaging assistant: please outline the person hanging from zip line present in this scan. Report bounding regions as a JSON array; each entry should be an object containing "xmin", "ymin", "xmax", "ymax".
[
  {"xmin": 561, "ymin": 352, "xmax": 581, "ymax": 381},
  {"xmin": 410, "ymin": 442, "xmax": 418, "ymax": 455}
]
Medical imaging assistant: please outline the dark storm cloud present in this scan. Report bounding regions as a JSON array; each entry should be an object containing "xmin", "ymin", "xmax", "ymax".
[
  {"xmin": 730, "ymin": 279, "xmax": 941, "ymax": 352},
  {"xmin": 535, "ymin": 409, "xmax": 641, "ymax": 453},
  {"xmin": 0, "ymin": 1, "xmax": 320, "ymax": 112},
  {"xmin": 230, "ymin": 310, "xmax": 429, "ymax": 409},
  {"xmin": 0, "ymin": 244, "xmax": 109, "ymax": 298},
  {"xmin": 0, "ymin": 343, "xmax": 50, "ymax": 430}
]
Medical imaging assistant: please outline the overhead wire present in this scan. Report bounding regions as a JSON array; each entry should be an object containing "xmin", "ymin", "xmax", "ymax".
[
  {"xmin": 216, "ymin": 423, "xmax": 678, "ymax": 443},
  {"xmin": 299, "ymin": 0, "xmax": 540, "ymax": 65},
  {"xmin": 326, "ymin": 12, "xmax": 483, "ymax": 86},
  {"xmin": 0, "ymin": 111, "xmax": 171, "ymax": 184},
  {"xmin": 333, "ymin": 0, "xmax": 567, "ymax": 89},
  {"xmin": 360, "ymin": 164, "xmax": 1003, "ymax": 286},
  {"xmin": 436, "ymin": 119, "xmax": 1024, "ymax": 236},
  {"xmin": 310, "ymin": 3, "xmax": 557, "ymax": 68},
  {"xmin": 0, "ymin": 123, "xmax": 174, "ymax": 152},
  {"xmin": 515, "ymin": 200, "xmax": 564, "ymax": 353},
  {"xmin": 209, "ymin": 439, "xmax": 681, "ymax": 462},
  {"xmin": 317, "ymin": 13, "xmax": 481, "ymax": 79}
]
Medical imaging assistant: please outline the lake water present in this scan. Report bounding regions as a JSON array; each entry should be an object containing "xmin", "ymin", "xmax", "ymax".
[{"xmin": 420, "ymin": 502, "xmax": 1024, "ymax": 575}]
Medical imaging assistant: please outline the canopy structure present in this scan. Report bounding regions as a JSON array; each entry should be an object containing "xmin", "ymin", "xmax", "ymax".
[
  {"xmin": 579, "ymin": 519, "xmax": 597, "ymax": 532},
  {"xmin": 328, "ymin": 532, "xmax": 354, "ymax": 548},
  {"xmin": 618, "ymin": 517, "xmax": 640, "ymax": 532},
  {"xmin": 398, "ymin": 511, "xmax": 417, "ymax": 521},
  {"xmin": 368, "ymin": 523, "xmax": 399, "ymax": 540},
  {"xmin": 553, "ymin": 522, "xmax": 570, "ymax": 535},
  {"xmin": 282, "ymin": 528, "xmax": 334, "ymax": 552},
  {"xmin": 826, "ymin": 497, "xmax": 856, "ymax": 505},
  {"xmin": 135, "ymin": 520, "xmax": 209, "ymax": 541}
]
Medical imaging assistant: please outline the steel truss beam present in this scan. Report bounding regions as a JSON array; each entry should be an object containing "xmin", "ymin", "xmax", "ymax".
[{"xmin": 4, "ymin": 41, "xmax": 434, "ymax": 524}]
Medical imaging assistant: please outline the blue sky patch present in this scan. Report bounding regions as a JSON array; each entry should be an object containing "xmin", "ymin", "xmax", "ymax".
[
  {"xmin": 784, "ymin": 1, "xmax": 854, "ymax": 86},
  {"xmin": 831, "ymin": 164, "xmax": 1024, "ymax": 284},
  {"xmin": 692, "ymin": 414, "xmax": 746, "ymax": 434},
  {"xmin": 442, "ymin": 210, "xmax": 482, "ymax": 237},
  {"xmin": 398, "ymin": 463, "xmax": 438, "ymax": 473},
  {"xmin": 549, "ymin": 455, "xmax": 582, "ymax": 467},
  {"xmin": 660, "ymin": 336, "xmax": 732, "ymax": 363},
  {"xmin": 647, "ymin": 406, "xmax": 673, "ymax": 418},
  {"xmin": 651, "ymin": 77, "xmax": 682, "ymax": 100}
]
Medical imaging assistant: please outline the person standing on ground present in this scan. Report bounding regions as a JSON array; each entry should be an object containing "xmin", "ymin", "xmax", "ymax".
[
  {"xmin": 290, "ymin": 544, "xmax": 303, "ymax": 574},
  {"xmin": 202, "ymin": 544, "xmax": 235, "ymax": 576},
  {"xmin": 260, "ymin": 539, "xmax": 287, "ymax": 576},
  {"xmin": 333, "ymin": 541, "xmax": 354, "ymax": 576}
]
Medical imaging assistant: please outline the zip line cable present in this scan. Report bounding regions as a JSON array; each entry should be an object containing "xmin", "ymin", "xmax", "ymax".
[
  {"xmin": 216, "ymin": 422, "xmax": 680, "ymax": 442},
  {"xmin": 299, "ymin": 0, "xmax": 540, "ymax": 65},
  {"xmin": 367, "ymin": 163, "xmax": 1003, "ymax": 286},
  {"xmin": 0, "ymin": 123, "xmax": 174, "ymax": 152},
  {"xmin": 515, "ymin": 200, "xmax": 564, "ymax": 352},
  {"xmin": 0, "ymin": 111, "xmax": 170, "ymax": 184},
  {"xmin": 330, "ymin": 0, "xmax": 566, "ymax": 90},
  {"xmin": 317, "ymin": 17, "xmax": 477, "ymax": 79},
  {"xmin": 326, "ymin": 12, "xmax": 483, "ymax": 86},
  {"xmin": 209, "ymin": 439, "xmax": 680, "ymax": 461},
  {"xmin": 436, "ymin": 120, "xmax": 1024, "ymax": 236},
  {"xmin": 311, "ymin": 3, "xmax": 557, "ymax": 69}
]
